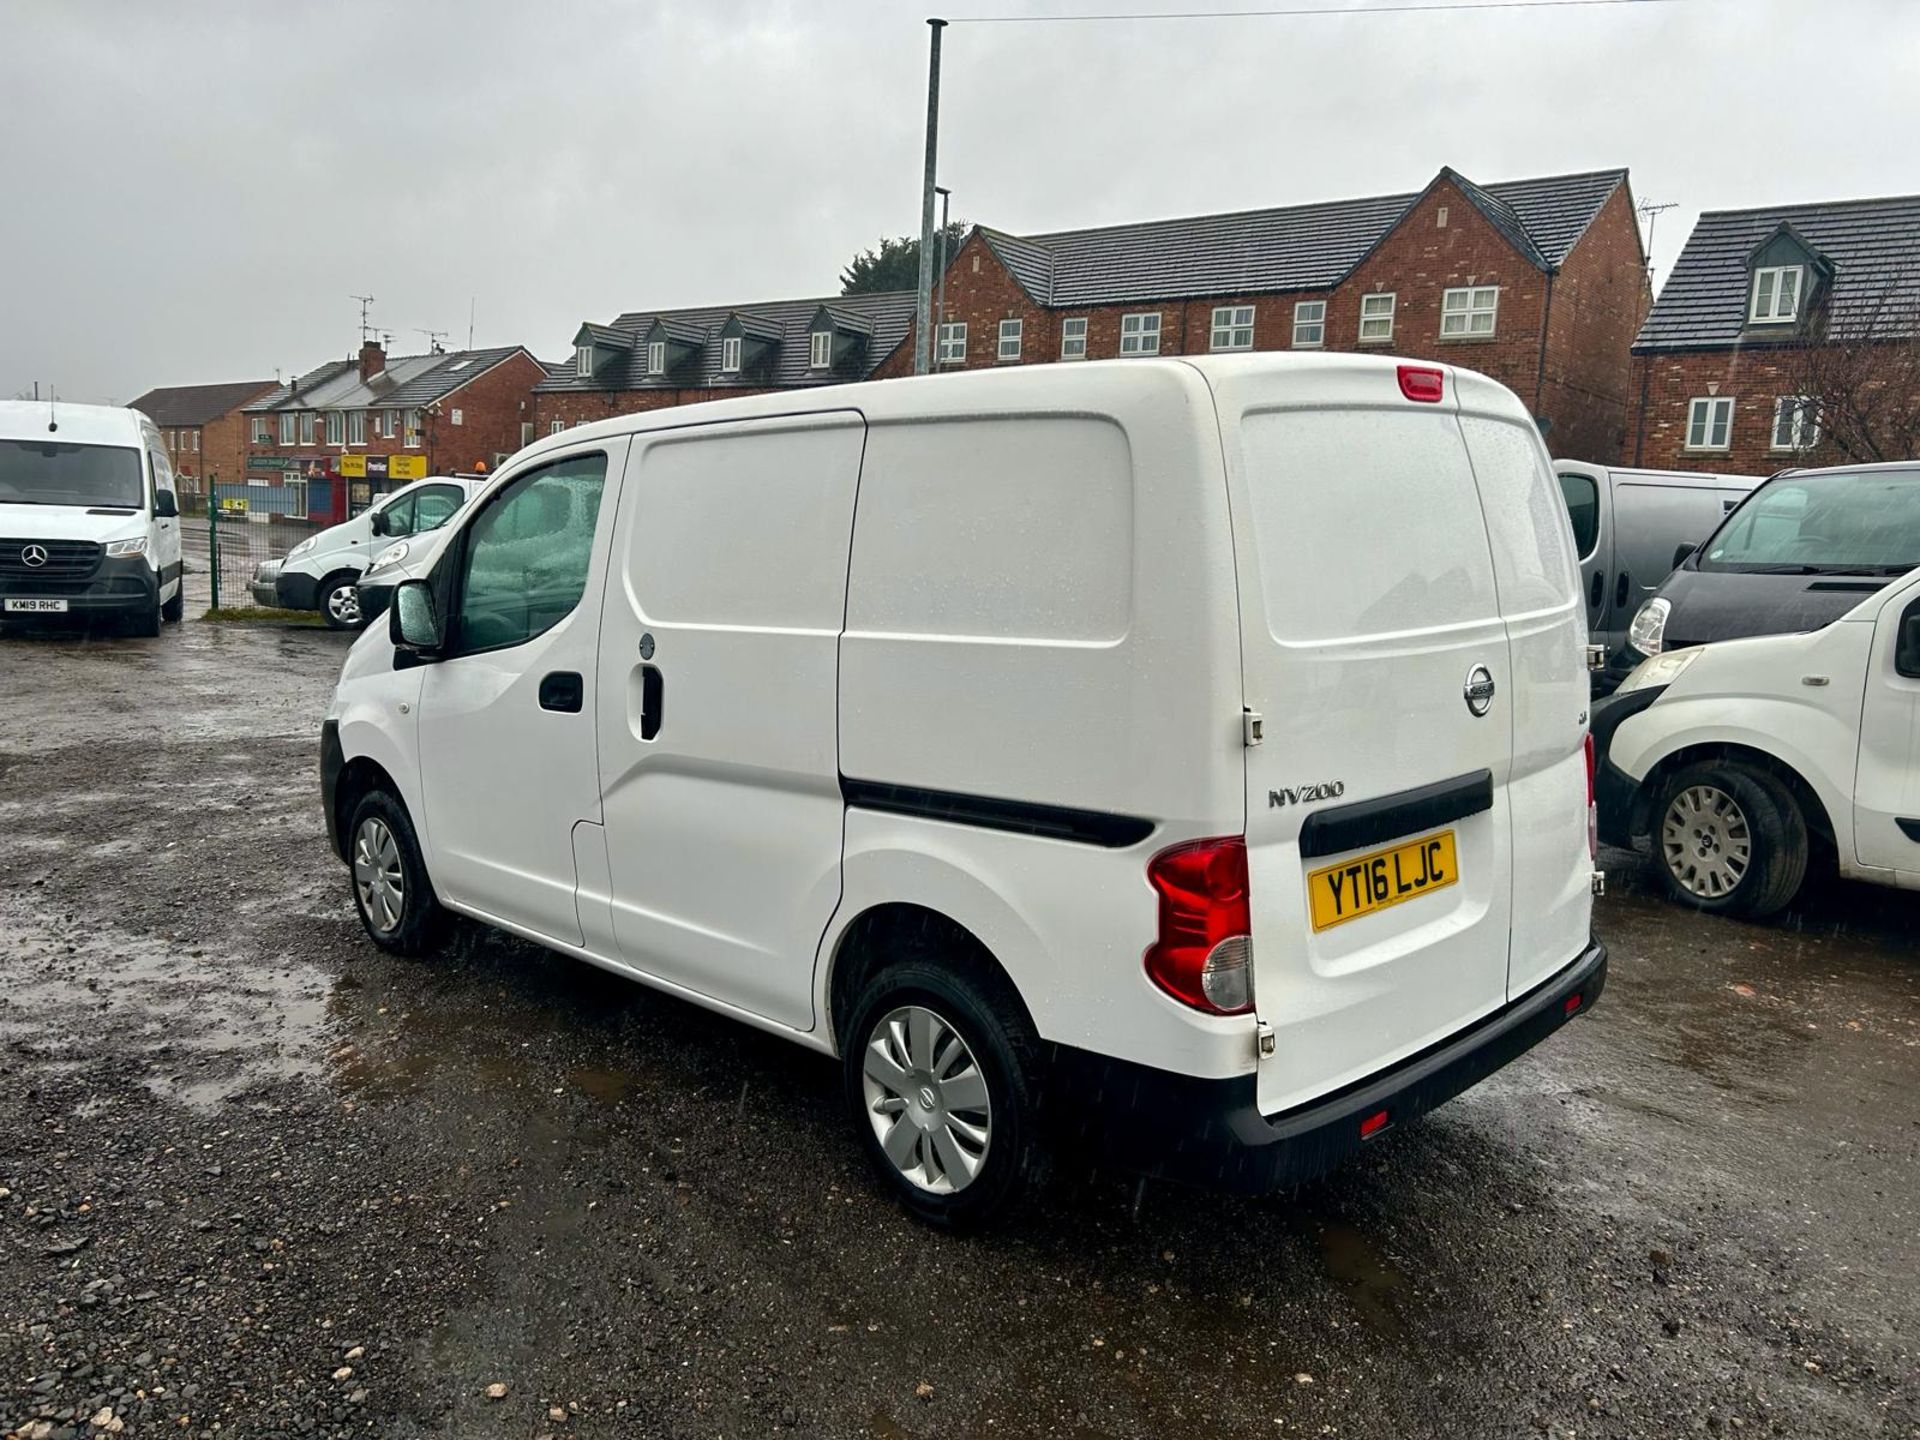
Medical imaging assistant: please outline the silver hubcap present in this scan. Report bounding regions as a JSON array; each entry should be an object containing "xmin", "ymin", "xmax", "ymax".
[
  {"xmin": 861, "ymin": 1004, "xmax": 992, "ymax": 1195},
  {"xmin": 352, "ymin": 817, "xmax": 405, "ymax": 933},
  {"xmin": 328, "ymin": 585, "xmax": 360, "ymax": 624},
  {"xmin": 1661, "ymin": 784, "xmax": 1752, "ymax": 899}
]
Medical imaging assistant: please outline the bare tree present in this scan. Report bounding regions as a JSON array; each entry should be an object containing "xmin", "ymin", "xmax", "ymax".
[{"xmin": 1779, "ymin": 271, "xmax": 1920, "ymax": 463}]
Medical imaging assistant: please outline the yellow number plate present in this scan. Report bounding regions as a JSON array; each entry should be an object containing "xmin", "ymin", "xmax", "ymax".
[{"xmin": 1307, "ymin": 830, "xmax": 1459, "ymax": 932}]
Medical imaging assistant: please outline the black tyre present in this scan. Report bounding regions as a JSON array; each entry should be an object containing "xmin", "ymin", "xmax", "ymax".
[
  {"xmin": 1653, "ymin": 761, "xmax": 1808, "ymax": 919},
  {"xmin": 319, "ymin": 571, "xmax": 364, "ymax": 630},
  {"xmin": 345, "ymin": 789, "xmax": 446, "ymax": 956},
  {"xmin": 161, "ymin": 572, "xmax": 185, "ymax": 623},
  {"xmin": 843, "ymin": 954, "xmax": 1048, "ymax": 1230},
  {"xmin": 125, "ymin": 593, "xmax": 162, "ymax": 638}
]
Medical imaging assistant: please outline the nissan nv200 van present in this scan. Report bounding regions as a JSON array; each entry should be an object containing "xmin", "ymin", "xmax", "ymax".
[
  {"xmin": 0, "ymin": 400, "xmax": 184, "ymax": 636},
  {"xmin": 321, "ymin": 355, "xmax": 1605, "ymax": 1226}
]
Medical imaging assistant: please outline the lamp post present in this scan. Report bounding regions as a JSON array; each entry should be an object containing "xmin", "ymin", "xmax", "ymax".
[{"xmin": 912, "ymin": 17, "xmax": 947, "ymax": 376}]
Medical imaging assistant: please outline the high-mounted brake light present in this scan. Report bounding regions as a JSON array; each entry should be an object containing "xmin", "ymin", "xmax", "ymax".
[
  {"xmin": 1398, "ymin": 364, "xmax": 1445, "ymax": 403},
  {"xmin": 1145, "ymin": 836, "xmax": 1253, "ymax": 1015},
  {"xmin": 1584, "ymin": 733, "xmax": 1598, "ymax": 861}
]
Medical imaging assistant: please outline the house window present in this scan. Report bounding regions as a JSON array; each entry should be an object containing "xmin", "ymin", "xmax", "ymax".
[
  {"xmin": 1686, "ymin": 396, "xmax": 1734, "ymax": 451},
  {"xmin": 404, "ymin": 409, "xmax": 422, "ymax": 448},
  {"xmin": 721, "ymin": 336, "xmax": 743, "ymax": 374},
  {"xmin": 1771, "ymin": 395, "xmax": 1820, "ymax": 452},
  {"xmin": 936, "ymin": 322, "xmax": 967, "ymax": 365},
  {"xmin": 810, "ymin": 330, "xmax": 833, "ymax": 369},
  {"xmin": 521, "ymin": 422, "xmax": 535, "ymax": 447},
  {"xmin": 251, "ymin": 417, "xmax": 269, "ymax": 444},
  {"xmin": 324, "ymin": 412, "xmax": 344, "ymax": 445},
  {"xmin": 299, "ymin": 412, "xmax": 315, "ymax": 445},
  {"xmin": 192, "ymin": 430, "xmax": 199, "ymax": 452},
  {"xmin": 574, "ymin": 345, "xmax": 594, "ymax": 377},
  {"xmin": 1292, "ymin": 300, "xmax": 1326, "ymax": 348},
  {"xmin": 1751, "ymin": 266, "xmax": 1803, "ymax": 324},
  {"xmin": 1440, "ymin": 286, "xmax": 1499, "ymax": 337},
  {"xmin": 1210, "ymin": 305, "xmax": 1254, "ymax": 351},
  {"xmin": 1060, "ymin": 317, "xmax": 1088, "ymax": 360},
  {"xmin": 1359, "ymin": 293, "xmax": 1396, "ymax": 343},
  {"xmin": 1119, "ymin": 312, "xmax": 1161, "ymax": 356},
  {"xmin": 550, "ymin": 420, "xmax": 565, "ymax": 436},
  {"xmin": 279, "ymin": 413, "xmax": 296, "ymax": 446},
  {"xmin": 450, "ymin": 408, "xmax": 464, "ymax": 427},
  {"xmin": 347, "ymin": 410, "xmax": 366, "ymax": 445},
  {"xmin": 386, "ymin": 409, "xmax": 401, "ymax": 439},
  {"xmin": 647, "ymin": 340, "xmax": 666, "ymax": 376},
  {"xmin": 998, "ymin": 318, "xmax": 1023, "ymax": 361}
]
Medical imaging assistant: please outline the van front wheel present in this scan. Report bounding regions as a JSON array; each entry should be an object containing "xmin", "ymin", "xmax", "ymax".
[
  {"xmin": 346, "ymin": 790, "xmax": 445, "ymax": 956},
  {"xmin": 1654, "ymin": 762, "xmax": 1808, "ymax": 920},
  {"xmin": 843, "ymin": 959, "xmax": 1046, "ymax": 1230},
  {"xmin": 320, "ymin": 572, "xmax": 363, "ymax": 630}
]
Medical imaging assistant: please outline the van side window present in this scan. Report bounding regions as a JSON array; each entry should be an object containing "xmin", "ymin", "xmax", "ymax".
[
  {"xmin": 1557, "ymin": 472, "xmax": 1599, "ymax": 560},
  {"xmin": 377, "ymin": 493, "xmax": 417, "ymax": 537},
  {"xmin": 450, "ymin": 453, "xmax": 608, "ymax": 656},
  {"xmin": 412, "ymin": 483, "xmax": 465, "ymax": 534}
]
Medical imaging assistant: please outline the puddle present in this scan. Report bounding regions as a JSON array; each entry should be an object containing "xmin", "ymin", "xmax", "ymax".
[
  {"xmin": 1316, "ymin": 1223, "xmax": 1410, "ymax": 1336},
  {"xmin": 570, "ymin": 1065, "xmax": 636, "ymax": 1106}
]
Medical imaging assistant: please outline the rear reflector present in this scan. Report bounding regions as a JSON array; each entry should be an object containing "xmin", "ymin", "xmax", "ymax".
[
  {"xmin": 1359, "ymin": 1109, "xmax": 1391, "ymax": 1140},
  {"xmin": 1397, "ymin": 364, "xmax": 1445, "ymax": 403},
  {"xmin": 1564, "ymin": 993, "xmax": 1583, "ymax": 1015},
  {"xmin": 1144, "ymin": 836, "xmax": 1253, "ymax": 1015}
]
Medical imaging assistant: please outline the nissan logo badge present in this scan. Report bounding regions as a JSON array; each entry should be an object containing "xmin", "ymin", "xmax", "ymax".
[{"xmin": 1463, "ymin": 664, "xmax": 1496, "ymax": 717}]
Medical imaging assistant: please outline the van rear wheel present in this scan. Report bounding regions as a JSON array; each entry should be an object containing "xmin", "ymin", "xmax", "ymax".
[
  {"xmin": 1654, "ymin": 762, "xmax": 1807, "ymax": 920},
  {"xmin": 346, "ymin": 790, "xmax": 445, "ymax": 956},
  {"xmin": 843, "ymin": 958, "xmax": 1046, "ymax": 1230}
]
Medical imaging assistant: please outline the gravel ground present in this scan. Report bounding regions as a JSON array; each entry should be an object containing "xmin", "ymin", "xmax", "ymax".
[{"xmin": 0, "ymin": 610, "xmax": 1915, "ymax": 1440}]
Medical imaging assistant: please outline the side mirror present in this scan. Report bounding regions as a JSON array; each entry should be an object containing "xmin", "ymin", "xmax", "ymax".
[
  {"xmin": 154, "ymin": 491, "xmax": 178, "ymax": 519},
  {"xmin": 1899, "ymin": 610, "xmax": 1920, "ymax": 679},
  {"xmin": 369, "ymin": 509, "xmax": 388, "ymax": 537},
  {"xmin": 390, "ymin": 579, "xmax": 443, "ymax": 656},
  {"xmin": 1672, "ymin": 542, "xmax": 1698, "ymax": 569}
]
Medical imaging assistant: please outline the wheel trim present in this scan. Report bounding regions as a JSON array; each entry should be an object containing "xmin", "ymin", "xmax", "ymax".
[
  {"xmin": 352, "ymin": 817, "xmax": 405, "ymax": 933},
  {"xmin": 861, "ymin": 1004, "xmax": 992, "ymax": 1195},
  {"xmin": 327, "ymin": 584, "xmax": 361, "ymax": 624},
  {"xmin": 1660, "ymin": 784, "xmax": 1753, "ymax": 899}
]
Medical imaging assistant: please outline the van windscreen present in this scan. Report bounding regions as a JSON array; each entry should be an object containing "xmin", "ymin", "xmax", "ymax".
[
  {"xmin": 0, "ymin": 438, "xmax": 144, "ymax": 509},
  {"xmin": 1702, "ymin": 468, "xmax": 1920, "ymax": 574}
]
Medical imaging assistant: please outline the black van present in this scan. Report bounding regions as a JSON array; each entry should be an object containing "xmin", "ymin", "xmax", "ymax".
[{"xmin": 1625, "ymin": 462, "xmax": 1920, "ymax": 659}]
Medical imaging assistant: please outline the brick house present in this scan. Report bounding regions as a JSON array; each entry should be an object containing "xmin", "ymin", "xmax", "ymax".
[
  {"xmin": 127, "ymin": 379, "xmax": 276, "ymax": 496},
  {"xmin": 872, "ymin": 166, "xmax": 1649, "ymax": 463},
  {"xmin": 532, "ymin": 291, "xmax": 915, "ymax": 431},
  {"xmin": 240, "ymin": 341, "xmax": 546, "ymax": 520},
  {"xmin": 1628, "ymin": 194, "xmax": 1920, "ymax": 471}
]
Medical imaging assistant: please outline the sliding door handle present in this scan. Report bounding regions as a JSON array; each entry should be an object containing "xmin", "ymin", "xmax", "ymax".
[{"xmin": 639, "ymin": 664, "xmax": 663, "ymax": 740}]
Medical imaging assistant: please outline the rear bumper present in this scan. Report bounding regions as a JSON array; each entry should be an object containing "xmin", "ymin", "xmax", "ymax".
[
  {"xmin": 1050, "ymin": 938, "xmax": 1607, "ymax": 1194},
  {"xmin": 0, "ymin": 556, "xmax": 157, "ymax": 617}
]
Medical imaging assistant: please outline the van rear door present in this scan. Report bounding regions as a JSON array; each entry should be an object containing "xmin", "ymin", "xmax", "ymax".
[{"xmin": 1208, "ymin": 358, "xmax": 1516, "ymax": 1116}]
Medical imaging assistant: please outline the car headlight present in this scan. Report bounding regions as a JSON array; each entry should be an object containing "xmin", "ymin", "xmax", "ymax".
[
  {"xmin": 1616, "ymin": 645, "xmax": 1702, "ymax": 695},
  {"xmin": 370, "ymin": 541, "xmax": 410, "ymax": 572},
  {"xmin": 104, "ymin": 537, "xmax": 148, "ymax": 557},
  {"xmin": 1627, "ymin": 596, "xmax": 1670, "ymax": 657},
  {"xmin": 287, "ymin": 537, "xmax": 316, "ymax": 560}
]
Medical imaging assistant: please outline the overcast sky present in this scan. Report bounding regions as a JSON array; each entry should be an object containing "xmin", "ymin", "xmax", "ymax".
[{"xmin": 5, "ymin": 0, "xmax": 1917, "ymax": 403}]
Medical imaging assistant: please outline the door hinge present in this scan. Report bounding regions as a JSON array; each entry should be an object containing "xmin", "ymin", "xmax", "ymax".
[
  {"xmin": 1243, "ymin": 709, "xmax": 1264, "ymax": 747},
  {"xmin": 1585, "ymin": 643, "xmax": 1606, "ymax": 673},
  {"xmin": 1591, "ymin": 870, "xmax": 1607, "ymax": 898},
  {"xmin": 1256, "ymin": 1020, "xmax": 1276, "ymax": 1058}
]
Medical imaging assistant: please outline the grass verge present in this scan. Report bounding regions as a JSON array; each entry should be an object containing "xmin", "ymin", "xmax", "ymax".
[{"xmin": 201, "ymin": 606, "xmax": 330, "ymax": 627}]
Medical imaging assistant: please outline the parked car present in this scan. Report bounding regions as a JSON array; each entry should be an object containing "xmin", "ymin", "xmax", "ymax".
[
  {"xmin": 1553, "ymin": 461, "xmax": 1764, "ymax": 690},
  {"xmin": 353, "ymin": 519, "xmax": 463, "ymax": 624},
  {"xmin": 0, "ymin": 399, "xmax": 184, "ymax": 636},
  {"xmin": 1624, "ymin": 462, "xmax": 1920, "ymax": 665},
  {"xmin": 320, "ymin": 354, "xmax": 1604, "ymax": 1227},
  {"xmin": 1595, "ymin": 563, "xmax": 1920, "ymax": 918},
  {"xmin": 249, "ymin": 475, "xmax": 486, "ymax": 628}
]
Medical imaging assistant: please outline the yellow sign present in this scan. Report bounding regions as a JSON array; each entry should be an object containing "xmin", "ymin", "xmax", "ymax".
[
  {"xmin": 1307, "ymin": 830, "xmax": 1459, "ymax": 932},
  {"xmin": 387, "ymin": 455, "xmax": 427, "ymax": 481},
  {"xmin": 337, "ymin": 453, "xmax": 367, "ymax": 478}
]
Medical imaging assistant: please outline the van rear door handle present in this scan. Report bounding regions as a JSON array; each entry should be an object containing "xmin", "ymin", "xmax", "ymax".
[
  {"xmin": 1614, "ymin": 571, "xmax": 1630, "ymax": 608},
  {"xmin": 1588, "ymin": 571, "xmax": 1604, "ymax": 608},
  {"xmin": 639, "ymin": 664, "xmax": 663, "ymax": 740},
  {"xmin": 538, "ymin": 671, "xmax": 583, "ymax": 713}
]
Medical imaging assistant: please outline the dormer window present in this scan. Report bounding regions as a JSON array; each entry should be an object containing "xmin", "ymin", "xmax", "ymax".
[
  {"xmin": 810, "ymin": 330, "xmax": 833, "ymax": 369},
  {"xmin": 722, "ymin": 336, "xmax": 743, "ymax": 373},
  {"xmin": 1751, "ymin": 265, "xmax": 1803, "ymax": 324},
  {"xmin": 574, "ymin": 344, "xmax": 594, "ymax": 377},
  {"xmin": 647, "ymin": 341, "xmax": 666, "ymax": 376}
]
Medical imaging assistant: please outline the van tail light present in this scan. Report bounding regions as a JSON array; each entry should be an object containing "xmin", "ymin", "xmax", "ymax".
[
  {"xmin": 1145, "ymin": 837, "xmax": 1254, "ymax": 1015},
  {"xmin": 1584, "ymin": 733, "xmax": 1598, "ymax": 861},
  {"xmin": 1397, "ymin": 364, "xmax": 1445, "ymax": 403}
]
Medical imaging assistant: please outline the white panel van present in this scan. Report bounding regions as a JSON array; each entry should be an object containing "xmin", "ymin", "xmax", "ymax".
[
  {"xmin": 320, "ymin": 355, "xmax": 1604, "ymax": 1226},
  {"xmin": 0, "ymin": 400, "xmax": 185, "ymax": 636}
]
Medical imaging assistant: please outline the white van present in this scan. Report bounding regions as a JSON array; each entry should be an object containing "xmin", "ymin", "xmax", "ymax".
[
  {"xmin": 250, "ymin": 475, "xmax": 486, "ymax": 628},
  {"xmin": 0, "ymin": 400, "xmax": 184, "ymax": 636},
  {"xmin": 321, "ymin": 355, "xmax": 1604, "ymax": 1225},
  {"xmin": 1594, "ymin": 564, "xmax": 1920, "ymax": 918}
]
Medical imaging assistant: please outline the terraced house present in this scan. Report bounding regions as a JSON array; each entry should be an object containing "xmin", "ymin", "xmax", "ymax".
[
  {"xmin": 876, "ymin": 165, "xmax": 1650, "ymax": 463},
  {"xmin": 127, "ymin": 379, "xmax": 276, "ymax": 496},
  {"xmin": 1629, "ymin": 193, "xmax": 1920, "ymax": 471},
  {"xmin": 240, "ymin": 341, "xmax": 545, "ymax": 521}
]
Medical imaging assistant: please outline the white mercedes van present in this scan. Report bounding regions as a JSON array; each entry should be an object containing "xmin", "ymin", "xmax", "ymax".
[
  {"xmin": 321, "ymin": 355, "xmax": 1604, "ymax": 1226},
  {"xmin": 0, "ymin": 400, "xmax": 184, "ymax": 636}
]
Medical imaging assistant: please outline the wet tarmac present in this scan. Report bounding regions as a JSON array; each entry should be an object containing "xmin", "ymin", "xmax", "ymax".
[{"xmin": 1, "ymin": 614, "xmax": 1915, "ymax": 1439}]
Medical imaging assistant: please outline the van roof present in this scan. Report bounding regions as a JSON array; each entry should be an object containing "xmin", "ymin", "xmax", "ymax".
[{"xmin": 0, "ymin": 399, "xmax": 152, "ymax": 448}]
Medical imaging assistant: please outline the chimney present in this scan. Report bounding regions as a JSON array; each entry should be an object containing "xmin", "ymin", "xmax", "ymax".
[{"xmin": 359, "ymin": 340, "xmax": 386, "ymax": 381}]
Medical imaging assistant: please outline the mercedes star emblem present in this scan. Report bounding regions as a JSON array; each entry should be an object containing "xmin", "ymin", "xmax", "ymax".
[{"xmin": 21, "ymin": 544, "xmax": 49, "ymax": 569}]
